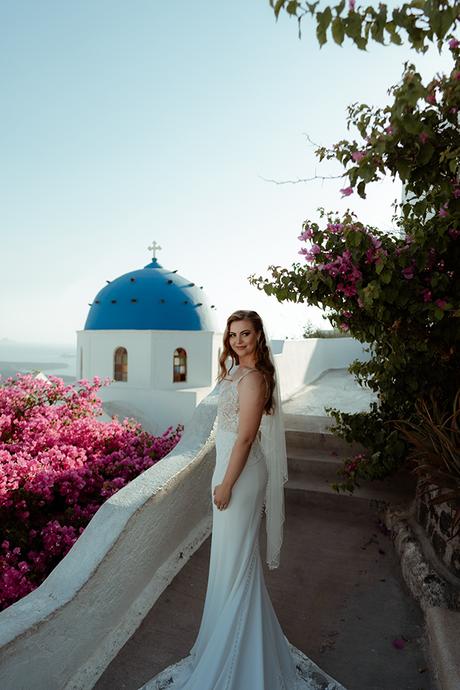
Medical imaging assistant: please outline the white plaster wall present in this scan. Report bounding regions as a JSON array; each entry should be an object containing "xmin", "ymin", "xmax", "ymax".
[
  {"xmin": 76, "ymin": 330, "xmax": 216, "ymax": 390},
  {"xmin": 151, "ymin": 330, "xmax": 215, "ymax": 389},
  {"xmin": 271, "ymin": 337, "xmax": 371, "ymax": 400},
  {"xmin": 0, "ymin": 388, "xmax": 220, "ymax": 690},
  {"xmin": 76, "ymin": 330, "xmax": 152, "ymax": 388},
  {"xmin": 76, "ymin": 329, "xmax": 223, "ymax": 433},
  {"xmin": 99, "ymin": 387, "xmax": 211, "ymax": 436}
]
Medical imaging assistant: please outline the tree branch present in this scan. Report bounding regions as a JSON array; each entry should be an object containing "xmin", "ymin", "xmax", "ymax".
[{"xmin": 258, "ymin": 172, "xmax": 344, "ymax": 185}]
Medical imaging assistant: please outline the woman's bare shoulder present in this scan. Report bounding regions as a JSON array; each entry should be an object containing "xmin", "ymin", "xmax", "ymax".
[{"xmin": 236, "ymin": 368, "xmax": 265, "ymax": 388}]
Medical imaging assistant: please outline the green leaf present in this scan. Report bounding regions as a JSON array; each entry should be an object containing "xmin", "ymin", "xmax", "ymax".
[
  {"xmin": 316, "ymin": 6, "xmax": 333, "ymax": 46},
  {"xmin": 396, "ymin": 160, "xmax": 411, "ymax": 180},
  {"xmin": 419, "ymin": 143, "xmax": 435, "ymax": 166},
  {"xmin": 273, "ymin": 0, "xmax": 286, "ymax": 18},
  {"xmin": 434, "ymin": 308, "xmax": 445, "ymax": 321},
  {"xmin": 332, "ymin": 17, "xmax": 345, "ymax": 45},
  {"xmin": 357, "ymin": 180, "xmax": 367, "ymax": 199}
]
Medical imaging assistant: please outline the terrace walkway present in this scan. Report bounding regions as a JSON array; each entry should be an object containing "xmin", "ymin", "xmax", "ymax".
[{"xmin": 95, "ymin": 369, "xmax": 436, "ymax": 690}]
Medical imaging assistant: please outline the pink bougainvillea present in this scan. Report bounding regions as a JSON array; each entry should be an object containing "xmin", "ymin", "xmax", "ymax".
[{"xmin": 0, "ymin": 373, "xmax": 182, "ymax": 611}]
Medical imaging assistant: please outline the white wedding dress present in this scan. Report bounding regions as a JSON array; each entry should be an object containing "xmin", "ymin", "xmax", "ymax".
[{"xmin": 138, "ymin": 368, "xmax": 347, "ymax": 690}]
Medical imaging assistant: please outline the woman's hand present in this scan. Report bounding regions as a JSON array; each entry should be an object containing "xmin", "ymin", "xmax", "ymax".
[{"xmin": 213, "ymin": 483, "xmax": 232, "ymax": 510}]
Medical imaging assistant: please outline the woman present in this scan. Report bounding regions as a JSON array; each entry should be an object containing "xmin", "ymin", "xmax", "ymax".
[{"xmin": 139, "ymin": 310, "xmax": 346, "ymax": 690}]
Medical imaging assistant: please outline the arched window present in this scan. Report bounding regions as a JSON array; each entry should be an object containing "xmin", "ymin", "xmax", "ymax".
[
  {"xmin": 173, "ymin": 348, "xmax": 187, "ymax": 382},
  {"xmin": 114, "ymin": 347, "xmax": 128, "ymax": 382}
]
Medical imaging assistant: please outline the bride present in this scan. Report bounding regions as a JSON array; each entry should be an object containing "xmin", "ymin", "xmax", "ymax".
[{"xmin": 139, "ymin": 310, "xmax": 347, "ymax": 690}]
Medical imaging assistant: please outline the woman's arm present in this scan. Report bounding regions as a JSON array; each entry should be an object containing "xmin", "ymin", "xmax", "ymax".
[{"xmin": 213, "ymin": 371, "xmax": 266, "ymax": 509}]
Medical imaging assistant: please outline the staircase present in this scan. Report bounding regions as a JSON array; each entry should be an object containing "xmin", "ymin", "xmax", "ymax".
[{"xmin": 284, "ymin": 413, "xmax": 416, "ymax": 512}]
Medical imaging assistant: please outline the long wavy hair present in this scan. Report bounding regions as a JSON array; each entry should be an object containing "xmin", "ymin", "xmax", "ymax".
[{"xmin": 217, "ymin": 309, "xmax": 276, "ymax": 415}]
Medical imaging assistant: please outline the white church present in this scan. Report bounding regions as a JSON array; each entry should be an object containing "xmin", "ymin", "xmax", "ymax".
[{"xmin": 77, "ymin": 242, "xmax": 224, "ymax": 434}]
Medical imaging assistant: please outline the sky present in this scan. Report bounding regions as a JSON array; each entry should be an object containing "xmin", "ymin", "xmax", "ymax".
[{"xmin": 0, "ymin": 1, "xmax": 454, "ymax": 345}]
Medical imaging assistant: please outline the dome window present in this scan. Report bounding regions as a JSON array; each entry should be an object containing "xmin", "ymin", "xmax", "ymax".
[
  {"xmin": 114, "ymin": 347, "xmax": 128, "ymax": 382},
  {"xmin": 173, "ymin": 348, "xmax": 187, "ymax": 383},
  {"xmin": 131, "ymin": 298, "xmax": 138, "ymax": 303}
]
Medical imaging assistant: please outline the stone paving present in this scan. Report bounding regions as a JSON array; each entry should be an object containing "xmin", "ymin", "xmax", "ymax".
[
  {"xmin": 95, "ymin": 369, "xmax": 436, "ymax": 690},
  {"xmin": 96, "ymin": 498, "xmax": 435, "ymax": 690}
]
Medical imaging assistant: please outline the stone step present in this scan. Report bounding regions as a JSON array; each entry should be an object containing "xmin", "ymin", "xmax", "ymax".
[
  {"xmin": 287, "ymin": 447, "xmax": 344, "ymax": 482},
  {"xmin": 285, "ymin": 428, "xmax": 366, "ymax": 457},
  {"xmin": 285, "ymin": 468, "xmax": 416, "ymax": 512},
  {"xmin": 282, "ymin": 415, "xmax": 415, "ymax": 509}
]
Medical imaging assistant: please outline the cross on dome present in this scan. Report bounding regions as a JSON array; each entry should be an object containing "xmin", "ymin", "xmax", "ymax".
[{"xmin": 148, "ymin": 241, "xmax": 162, "ymax": 259}]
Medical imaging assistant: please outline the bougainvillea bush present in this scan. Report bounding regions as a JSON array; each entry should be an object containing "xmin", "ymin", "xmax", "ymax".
[
  {"xmin": 249, "ymin": 1, "xmax": 460, "ymax": 493},
  {"xmin": 0, "ymin": 373, "xmax": 182, "ymax": 612}
]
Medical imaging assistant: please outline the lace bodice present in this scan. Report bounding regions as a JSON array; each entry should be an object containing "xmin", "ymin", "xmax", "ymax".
[{"xmin": 216, "ymin": 367, "xmax": 262, "ymax": 434}]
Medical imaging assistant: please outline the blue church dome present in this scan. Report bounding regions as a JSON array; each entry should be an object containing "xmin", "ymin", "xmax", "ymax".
[{"xmin": 85, "ymin": 257, "xmax": 216, "ymax": 331}]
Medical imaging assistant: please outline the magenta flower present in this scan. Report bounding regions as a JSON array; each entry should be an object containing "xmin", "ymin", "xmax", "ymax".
[
  {"xmin": 454, "ymin": 71, "xmax": 460, "ymax": 81},
  {"xmin": 453, "ymin": 188, "xmax": 460, "ymax": 199},
  {"xmin": 384, "ymin": 125, "xmax": 394, "ymax": 135},
  {"xmin": 438, "ymin": 205, "xmax": 449, "ymax": 217},
  {"xmin": 299, "ymin": 245, "xmax": 321, "ymax": 262},
  {"xmin": 392, "ymin": 638, "xmax": 406, "ymax": 650},
  {"xmin": 419, "ymin": 132, "xmax": 429, "ymax": 144},
  {"xmin": 339, "ymin": 322, "xmax": 350, "ymax": 331},
  {"xmin": 351, "ymin": 150, "xmax": 365, "ymax": 162},
  {"xmin": 426, "ymin": 92, "xmax": 436, "ymax": 105},
  {"xmin": 365, "ymin": 249, "xmax": 376, "ymax": 265},
  {"xmin": 340, "ymin": 186, "xmax": 353, "ymax": 197},
  {"xmin": 449, "ymin": 38, "xmax": 460, "ymax": 50},
  {"xmin": 402, "ymin": 265, "xmax": 415, "ymax": 280},
  {"xmin": 298, "ymin": 227, "xmax": 314, "ymax": 241},
  {"xmin": 327, "ymin": 223, "xmax": 344, "ymax": 234},
  {"xmin": 422, "ymin": 289, "xmax": 432, "ymax": 303},
  {"xmin": 435, "ymin": 299, "xmax": 448, "ymax": 310},
  {"xmin": 448, "ymin": 227, "xmax": 460, "ymax": 238}
]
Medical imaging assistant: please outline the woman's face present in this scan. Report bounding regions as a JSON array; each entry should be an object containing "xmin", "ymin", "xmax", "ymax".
[{"xmin": 228, "ymin": 319, "xmax": 259, "ymax": 358}]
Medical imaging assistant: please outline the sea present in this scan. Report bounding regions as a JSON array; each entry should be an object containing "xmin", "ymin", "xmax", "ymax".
[{"xmin": 0, "ymin": 340, "xmax": 77, "ymax": 384}]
